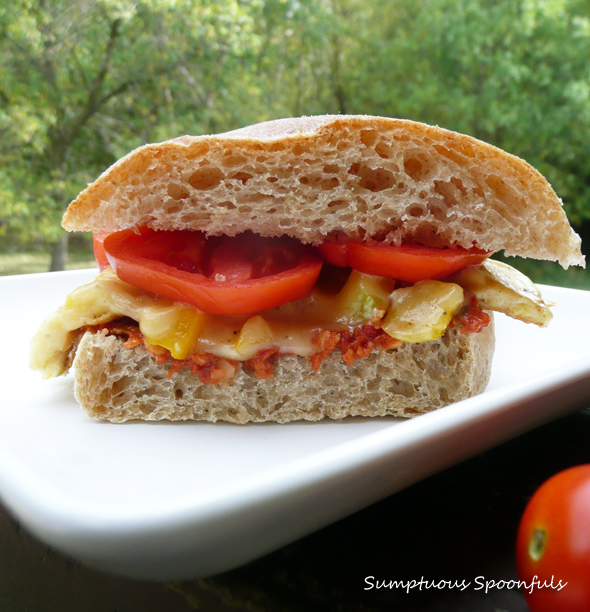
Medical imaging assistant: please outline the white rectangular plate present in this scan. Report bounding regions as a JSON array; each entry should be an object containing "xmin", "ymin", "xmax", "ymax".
[{"xmin": 1, "ymin": 269, "xmax": 589, "ymax": 580}]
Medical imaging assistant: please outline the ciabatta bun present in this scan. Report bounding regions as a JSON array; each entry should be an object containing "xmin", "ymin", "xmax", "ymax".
[
  {"xmin": 54, "ymin": 115, "xmax": 583, "ymax": 423},
  {"xmin": 63, "ymin": 115, "xmax": 583, "ymax": 268},
  {"xmin": 73, "ymin": 322, "xmax": 494, "ymax": 423}
]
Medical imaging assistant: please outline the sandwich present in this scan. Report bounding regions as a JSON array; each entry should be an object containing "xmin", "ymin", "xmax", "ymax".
[{"xmin": 30, "ymin": 115, "xmax": 584, "ymax": 423}]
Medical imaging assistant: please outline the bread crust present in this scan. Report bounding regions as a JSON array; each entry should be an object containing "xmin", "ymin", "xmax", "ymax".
[
  {"xmin": 72, "ymin": 320, "xmax": 495, "ymax": 423},
  {"xmin": 62, "ymin": 115, "xmax": 583, "ymax": 268}
]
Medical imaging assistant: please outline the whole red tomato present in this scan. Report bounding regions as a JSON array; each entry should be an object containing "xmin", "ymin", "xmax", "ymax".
[{"xmin": 516, "ymin": 464, "xmax": 590, "ymax": 612}]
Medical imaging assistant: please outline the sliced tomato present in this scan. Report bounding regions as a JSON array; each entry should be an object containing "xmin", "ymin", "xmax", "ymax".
[
  {"xmin": 318, "ymin": 241, "xmax": 349, "ymax": 267},
  {"xmin": 93, "ymin": 232, "xmax": 111, "ymax": 271},
  {"xmin": 318, "ymin": 241, "xmax": 491, "ymax": 282},
  {"xmin": 103, "ymin": 229, "xmax": 323, "ymax": 316}
]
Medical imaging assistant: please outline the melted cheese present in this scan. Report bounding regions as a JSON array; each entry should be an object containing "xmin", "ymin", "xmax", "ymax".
[
  {"xmin": 30, "ymin": 259, "xmax": 552, "ymax": 379},
  {"xmin": 29, "ymin": 268, "xmax": 391, "ymax": 377}
]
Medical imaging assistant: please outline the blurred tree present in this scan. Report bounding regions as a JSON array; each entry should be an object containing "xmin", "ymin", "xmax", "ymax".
[
  {"xmin": 1, "ymin": 0, "xmax": 588, "ymax": 271},
  {"xmin": 0, "ymin": 0, "xmax": 265, "ymax": 268}
]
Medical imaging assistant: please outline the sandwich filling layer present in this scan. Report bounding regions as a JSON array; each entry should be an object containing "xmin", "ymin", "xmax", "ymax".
[{"xmin": 30, "ymin": 231, "xmax": 553, "ymax": 384}]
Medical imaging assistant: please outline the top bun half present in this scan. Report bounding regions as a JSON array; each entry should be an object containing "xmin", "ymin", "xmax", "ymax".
[{"xmin": 62, "ymin": 115, "xmax": 584, "ymax": 268}]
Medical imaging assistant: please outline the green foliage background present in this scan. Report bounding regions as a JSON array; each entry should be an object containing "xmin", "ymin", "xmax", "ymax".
[{"xmin": 1, "ymin": 0, "xmax": 589, "ymax": 279}]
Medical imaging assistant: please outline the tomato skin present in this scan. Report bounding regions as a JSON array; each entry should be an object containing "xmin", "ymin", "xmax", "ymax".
[
  {"xmin": 317, "ymin": 241, "xmax": 491, "ymax": 282},
  {"xmin": 317, "ymin": 242, "xmax": 350, "ymax": 267},
  {"xmin": 103, "ymin": 229, "xmax": 323, "ymax": 316},
  {"xmin": 516, "ymin": 465, "xmax": 590, "ymax": 612},
  {"xmin": 93, "ymin": 232, "xmax": 111, "ymax": 271}
]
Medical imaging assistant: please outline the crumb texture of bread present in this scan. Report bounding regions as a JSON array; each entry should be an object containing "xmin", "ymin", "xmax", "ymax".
[
  {"xmin": 62, "ymin": 115, "xmax": 583, "ymax": 268},
  {"xmin": 72, "ymin": 321, "xmax": 494, "ymax": 424}
]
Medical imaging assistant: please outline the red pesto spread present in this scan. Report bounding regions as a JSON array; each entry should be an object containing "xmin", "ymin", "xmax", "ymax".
[
  {"xmin": 451, "ymin": 295, "xmax": 492, "ymax": 334},
  {"xmin": 81, "ymin": 297, "xmax": 489, "ymax": 385}
]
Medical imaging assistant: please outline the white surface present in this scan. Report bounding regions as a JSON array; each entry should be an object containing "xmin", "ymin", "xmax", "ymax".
[{"xmin": 1, "ymin": 269, "xmax": 589, "ymax": 579}]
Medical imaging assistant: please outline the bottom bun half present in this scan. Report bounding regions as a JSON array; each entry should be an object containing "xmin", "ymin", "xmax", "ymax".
[{"xmin": 72, "ymin": 318, "xmax": 495, "ymax": 424}]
